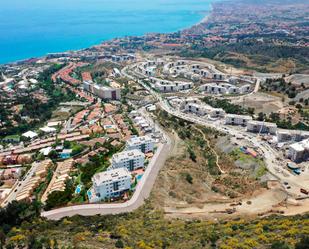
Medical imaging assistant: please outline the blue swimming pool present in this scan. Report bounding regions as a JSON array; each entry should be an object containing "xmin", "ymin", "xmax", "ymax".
[
  {"xmin": 87, "ymin": 189, "xmax": 92, "ymax": 199},
  {"xmin": 137, "ymin": 174, "xmax": 143, "ymax": 181},
  {"xmin": 75, "ymin": 185, "xmax": 82, "ymax": 194}
]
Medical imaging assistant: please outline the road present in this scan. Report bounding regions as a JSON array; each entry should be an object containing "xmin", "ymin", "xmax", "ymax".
[
  {"xmin": 41, "ymin": 115, "xmax": 172, "ymax": 220},
  {"xmin": 122, "ymin": 64, "xmax": 308, "ymax": 198},
  {"xmin": 1, "ymin": 161, "xmax": 42, "ymax": 207},
  {"xmin": 41, "ymin": 62, "xmax": 307, "ymax": 219}
]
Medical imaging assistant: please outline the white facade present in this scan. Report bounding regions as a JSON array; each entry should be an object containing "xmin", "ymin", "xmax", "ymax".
[
  {"xmin": 111, "ymin": 149, "xmax": 145, "ymax": 171},
  {"xmin": 246, "ymin": 121, "xmax": 277, "ymax": 134},
  {"xmin": 154, "ymin": 81, "xmax": 193, "ymax": 92},
  {"xmin": 277, "ymin": 130, "xmax": 309, "ymax": 143},
  {"xmin": 288, "ymin": 138, "xmax": 309, "ymax": 162},
  {"xmin": 200, "ymin": 83, "xmax": 227, "ymax": 94},
  {"xmin": 83, "ymin": 81, "xmax": 121, "ymax": 100},
  {"xmin": 225, "ymin": 114, "xmax": 253, "ymax": 126},
  {"xmin": 209, "ymin": 108, "xmax": 226, "ymax": 118},
  {"xmin": 200, "ymin": 83, "xmax": 250, "ymax": 95},
  {"xmin": 184, "ymin": 103, "xmax": 209, "ymax": 116},
  {"xmin": 91, "ymin": 168, "xmax": 131, "ymax": 201},
  {"xmin": 126, "ymin": 136, "xmax": 155, "ymax": 153}
]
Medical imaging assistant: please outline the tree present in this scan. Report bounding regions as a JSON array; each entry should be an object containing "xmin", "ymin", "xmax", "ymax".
[
  {"xmin": 271, "ymin": 241, "xmax": 290, "ymax": 249},
  {"xmin": 115, "ymin": 239, "xmax": 124, "ymax": 248},
  {"xmin": 48, "ymin": 150, "xmax": 58, "ymax": 159},
  {"xmin": 185, "ymin": 173, "xmax": 193, "ymax": 184},
  {"xmin": 295, "ymin": 236, "xmax": 309, "ymax": 249}
]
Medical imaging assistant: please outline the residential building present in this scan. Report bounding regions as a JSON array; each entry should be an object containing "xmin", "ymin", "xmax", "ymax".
[
  {"xmin": 225, "ymin": 114, "xmax": 253, "ymax": 126},
  {"xmin": 111, "ymin": 149, "xmax": 145, "ymax": 171},
  {"xmin": 22, "ymin": 131, "xmax": 38, "ymax": 139},
  {"xmin": 246, "ymin": 121, "xmax": 277, "ymax": 134},
  {"xmin": 184, "ymin": 103, "xmax": 209, "ymax": 116},
  {"xmin": 83, "ymin": 81, "xmax": 121, "ymax": 100},
  {"xmin": 126, "ymin": 136, "xmax": 155, "ymax": 153},
  {"xmin": 209, "ymin": 108, "xmax": 226, "ymax": 118},
  {"xmin": 287, "ymin": 138, "xmax": 309, "ymax": 162},
  {"xmin": 91, "ymin": 168, "xmax": 131, "ymax": 202},
  {"xmin": 277, "ymin": 130, "xmax": 309, "ymax": 143}
]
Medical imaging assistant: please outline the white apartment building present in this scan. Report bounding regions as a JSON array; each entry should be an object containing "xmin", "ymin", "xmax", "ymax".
[
  {"xmin": 225, "ymin": 114, "xmax": 253, "ymax": 126},
  {"xmin": 154, "ymin": 81, "xmax": 192, "ymax": 92},
  {"xmin": 209, "ymin": 108, "xmax": 226, "ymax": 118},
  {"xmin": 126, "ymin": 136, "xmax": 155, "ymax": 153},
  {"xmin": 184, "ymin": 103, "xmax": 209, "ymax": 116},
  {"xmin": 200, "ymin": 83, "xmax": 250, "ymax": 95},
  {"xmin": 227, "ymin": 86, "xmax": 240, "ymax": 94},
  {"xmin": 246, "ymin": 120, "xmax": 277, "ymax": 134},
  {"xmin": 91, "ymin": 168, "xmax": 131, "ymax": 202},
  {"xmin": 111, "ymin": 149, "xmax": 145, "ymax": 171},
  {"xmin": 288, "ymin": 138, "xmax": 309, "ymax": 162},
  {"xmin": 213, "ymin": 73, "xmax": 226, "ymax": 80},
  {"xmin": 240, "ymin": 85, "xmax": 251, "ymax": 93},
  {"xmin": 277, "ymin": 130, "xmax": 309, "ymax": 143},
  {"xmin": 200, "ymin": 83, "xmax": 227, "ymax": 94},
  {"xmin": 83, "ymin": 81, "xmax": 121, "ymax": 100}
]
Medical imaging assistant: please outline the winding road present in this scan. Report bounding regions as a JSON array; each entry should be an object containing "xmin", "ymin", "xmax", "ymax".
[{"xmin": 41, "ymin": 111, "xmax": 172, "ymax": 220}]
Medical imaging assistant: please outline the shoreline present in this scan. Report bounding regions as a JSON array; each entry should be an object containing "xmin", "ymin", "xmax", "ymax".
[{"xmin": 0, "ymin": 2, "xmax": 214, "ymax": 66}]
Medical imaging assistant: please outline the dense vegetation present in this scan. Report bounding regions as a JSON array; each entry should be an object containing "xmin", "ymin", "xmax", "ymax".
[
  {"xmin": 0, "ymin": 64, "xmax": 76, "ymax": 139},
  {"xmin": 0, "ymin": 200, "xmax": 308, "ymax": 248},
  {"xmin": 257, "ymin": 112, "xmax": 309, "ymax": 131},
  {"xmin": 181, "ymin": 39, "xmax": 309, "ymax": 73},
  {"xmin": 202, "ymin": 96, "xmax": 255, "ymax": 115},
  {"xmin": 261, "ymin": 77, "xmax": 308, "ymax": 100}
]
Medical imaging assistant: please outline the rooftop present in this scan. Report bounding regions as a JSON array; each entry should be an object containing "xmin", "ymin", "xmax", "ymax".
[
  {"xmin": 93, "ymin": 168, "xmax": 131, "ymax": 185},
  {"xmin": 112, "ymin": 149, "xmax": 145, "ymax": 163}
]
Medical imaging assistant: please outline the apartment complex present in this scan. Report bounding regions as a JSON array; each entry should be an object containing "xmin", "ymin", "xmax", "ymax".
[
  {"xmin": 126, "ymin": 136, "xmax": 155, "ymax": 153},
  {"xmin": 16, "ymin": 160, "xmax": 53, "ymax": 201},
  {"xmin": 41, "ymin": 159, "xmax": 74, "ymax": 203},
  {"xmin": 110, "ymin": 149, "xmax": 145, "ymax": 171},
  {"xmin": 91, "ymin": 168, "xmax": 131, "ymax": 202}
]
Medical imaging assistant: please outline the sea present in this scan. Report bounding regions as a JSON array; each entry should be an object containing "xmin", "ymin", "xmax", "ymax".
[{"xmin": 0, "ymin": 0, "xmax": 214, "ymax": 64}]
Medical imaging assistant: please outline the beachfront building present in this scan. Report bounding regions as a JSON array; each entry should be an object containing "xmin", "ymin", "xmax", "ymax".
[
  {"xmin": 111, "ymin": 149, "xmax": 145, "ymax": 171},
  {"xmin": 126, "ymin": 136, "xmax": 155, "ymax": 153},
  {"xmin": 225, "ymin": 114, "xmax": 253, "ymax": 126},
  {"xmin": 287, "ymin": 138, "xmax": 309, "ymax": 163},
  {"xmin": 246, "ymin": 120, "xmax": 277, "ymax": 135},
  {"xmin": 91, "ymin": 168, "xmax": 131, "ymax": 202}
]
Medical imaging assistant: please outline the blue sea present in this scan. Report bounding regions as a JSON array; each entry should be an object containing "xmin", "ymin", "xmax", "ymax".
[{"xmin": 0, "ymin": 0, "xmax": 213, "ymax": 64}]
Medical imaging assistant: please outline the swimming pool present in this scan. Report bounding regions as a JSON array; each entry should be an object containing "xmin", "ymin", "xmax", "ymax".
[
  {"xmin": 75, "ymin": 185, "xmax": 82, "ymax": 194},
  {"xmin": 87, "ymin": 189, "xmax": 92, "ymax": 199},
  {"xmin": 136, "ymin": 174, "xmax": 143, "ymax": 181}
]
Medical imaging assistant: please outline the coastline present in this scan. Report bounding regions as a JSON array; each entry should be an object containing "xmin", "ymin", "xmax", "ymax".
[{"xmin": 0, "ymin": 1, "xmax": 214, "ymax": 66}]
